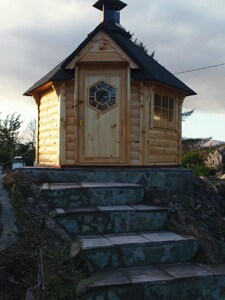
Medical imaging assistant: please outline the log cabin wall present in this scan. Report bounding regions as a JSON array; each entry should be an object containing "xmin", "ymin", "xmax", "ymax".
[
  {"xmin": 65, "ymin": 81, "xmax": 76, "ymax": 165},
  {"xmin": 147, "ymin": 84, "xmax": 182, "ymax": 165},
  {"xmin": 38, "ymin": 89, "xmax": 59, "ymax": 166},
  {"xmin": 36, "ymin": 78, "xmax": 182, "ymax": 167},
  {"xmin": 130, "ymin": 81, "xmax": 141, "ymax": 165},
  {"xmin": 129, "ymin": 81, "xmax": 182, "ymax": 166}
]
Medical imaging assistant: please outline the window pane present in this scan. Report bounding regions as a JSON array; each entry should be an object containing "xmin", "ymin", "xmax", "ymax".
[
  {"xmin": 154, "ymin": 93, "xmax": 176, "ymax": 124},
  {"xmin": 108, "ymin": 86, "xmax": 116, "ymax": 96},
  {"xmin": 89, "ymin": 86, "xmax": 97, "ymax": 97},
  {"xmin": 162, "ymin": 109, "xmax": 168, "ymax": 122},
  {"xmin": 154, "ymin": 107, "xmax": 161, "ymax": 120},
  {"xmin": 169, "ymin": 98, "xmax": 175, "ymax": 109},
  {"xmin": 155, "ymin": 94, "xmax": 161, "ymax": 107},
  {"xmin": 97, "ymin": 81, "xmax": 108, "ymax": 90},
  {"xmin": 162, "ymin": 96, "xmax": 168, "ymax": 109},
  {"xmin": 169, "ymin": 110, "xmax": 175, "ymax": 122}
]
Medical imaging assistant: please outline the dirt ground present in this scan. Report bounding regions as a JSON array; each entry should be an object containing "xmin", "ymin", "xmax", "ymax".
[{"xmin": 0, "ymin": 172, "xmax": 89, "ymax": 300}]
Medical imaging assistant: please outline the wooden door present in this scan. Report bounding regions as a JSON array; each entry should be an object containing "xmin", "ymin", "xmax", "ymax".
[{"xmin": 78, "ymin": 66, "xmax": 127, "ymax": 164}]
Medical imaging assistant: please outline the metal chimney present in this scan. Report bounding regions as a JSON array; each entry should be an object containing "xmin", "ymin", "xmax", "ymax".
[{"xmin": 93, "ymin": 0, "xmax": 127, "ymax": 26}]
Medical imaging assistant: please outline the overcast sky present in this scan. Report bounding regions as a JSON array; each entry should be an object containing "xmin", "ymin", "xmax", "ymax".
[{"xmin": 1, "ymin": 0, "xmax": 225, "ymax": 140}]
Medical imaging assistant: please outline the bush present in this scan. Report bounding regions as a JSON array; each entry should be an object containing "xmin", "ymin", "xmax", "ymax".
[
  {"xmin": 192, "ymin": 165, "xmax": 216, "ymax": 177},
  {"xmin": 182, "ymin": 151, "xmax": 204, "ymax": 167},
  {"xmin": 182, "ymin": 150, "xmax": 215, "ymax": 177}
]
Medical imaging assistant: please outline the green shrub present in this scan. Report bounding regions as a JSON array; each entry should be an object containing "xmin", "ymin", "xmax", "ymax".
[
  {"xmin": 182, "ymin": 151, "xmax": 203, "ymax": 168},
  {"xmin": 192, "ymin": 165, "xmax": 216, "ymax": 177},
  {"xmin": 182, "ymin": 150, "xmax": 215, "ymax": 177}
]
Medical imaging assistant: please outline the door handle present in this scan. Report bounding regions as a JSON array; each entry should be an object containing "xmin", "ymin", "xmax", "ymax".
[{"xmin": 79, "ymin": 120, "xmax": 84, "ymax": 126}]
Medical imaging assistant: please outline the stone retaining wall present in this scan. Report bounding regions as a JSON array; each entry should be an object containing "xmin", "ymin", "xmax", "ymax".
[{"xmin": 17, "ymin": 167, "xmax": 194, "ymax": 195}]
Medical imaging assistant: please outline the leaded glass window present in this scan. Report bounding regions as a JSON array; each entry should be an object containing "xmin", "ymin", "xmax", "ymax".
[{"xmin": 89, "ymin": 81, "xmax": 116, "ymax": 113}]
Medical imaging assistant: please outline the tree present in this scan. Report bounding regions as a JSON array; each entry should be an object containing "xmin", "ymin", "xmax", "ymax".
[
  {"xmin": 19, "ymin": 119, "xmax": 36, "ymax": 166},
  {"xmin": 182, "ymin": 109, "xmax": 194, "ymax": 121},
  {"xmin": 0, "ymin": 113, "xmax": 36, "ymax": 168},
  {"xmin": 21, "ymin": 119, "xmax": 36, "ymax": 147},
  {"xmin": 0, "ymin": 113, "xmax": 22, "ymax": 166},
  {"xmin": 129, "ymin": 32, "xmax": 155, "ymax": 57}
]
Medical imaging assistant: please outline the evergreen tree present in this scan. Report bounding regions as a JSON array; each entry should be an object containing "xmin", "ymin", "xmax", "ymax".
[{"xmin": 0, "ymin": 113, "xmax": 22, "ymax": 166}]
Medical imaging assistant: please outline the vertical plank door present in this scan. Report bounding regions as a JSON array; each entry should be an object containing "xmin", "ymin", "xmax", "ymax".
[{"xmin": 78, "ymin": 66, "xmax": 127, "ymax": 164}]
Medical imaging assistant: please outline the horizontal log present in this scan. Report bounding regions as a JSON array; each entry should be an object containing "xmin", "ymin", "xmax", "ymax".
[
  {"xmin": 39, "ymin": 140, "xmax": 57, "ymax": 147},
  {"xmin": 38, "ymin": 154, "xmax": 58, "ymax": 161},
  {"xmin": 66, "ymin": 112, "xmax": 75, "ymax": 120},
  {"xmin": 131, "ymin": 110, "xmax": 140, "ymax": 119},
  {"xmin": 80, "ymin": 52, "xmax": 125, "ymax": 62},
  {"xmin": 66, "ymin": 144, "xmax": 76, "ymax": 151},
  {"xmin": 66, "ymin": 85, "xmax": 74, "ymax": 94},
  {"xmin": 66, "ymin": 99, "xmax": 74, "ymax": 106},
  {"xmin": 38, "ymin": 131, "xmax": 59, "ymax": 140},
  {"xmin": 148, "ymin": 154, "xmax": 178, "ymax": 164},
  {"xmin": 132, "ymin": 126, "xmax": 140, "ymax": 134},
  {"xmin": 65, "ymin": 159, "xmax": 76, "ymax": 165},
  {"xmin": 130, "ymin": 134, "xmax": 140, "ymax": 143},
  {"xmin": 130, "ymin": 151, "xmax": 140, "ymax": 160},
  {"xmin": 39, "ymin": 125, "xmax": 58, "ymax": 134},
  {"xmin": 39, "ymin": 147, "xmax": 58, "ymax": 155},
  {"xmin": 66, "ymin": 117, "xmax": 75, "ymax": 125},
  {"xmin": 131, "ymin": 118, "xmax": 140, "ymax": 126},
  {"xmin": 131, "ymin": 99, "xmax": 140, "ymax": 106},
  {"xmin": 130, "ymin": 142, "xmax": 140, "ymax": 151},
  {"xmin": 39, "ymin": 117, "xmax": 58, "ymax": 125},
  {"xmin": 153, "ymin": 120, "xmax": 178, "ymax": 131},
  {"xmin": 66, "ymin": 150, "xmax": 75, "ymax": 159},
  {"xmin": 148, "ymin": 138, "xmax": 178, "ymax": 148},
  {"xmin": 40, "ymin": 98, "xmax": 58, "ymax": 110},
  {"xmin": 149, "ymin": 130, "xmax": 178, "ymax": 140},
  {"xmin": 66, "ymin": 126, "xmax": 76, "ymax": 134},
  {"xmin": 131, "ymin": 84, "xmax": 140, "ymax": 93},
  {"xmin": 66, "ymin": 104, "xmax": 75, "ymax": 117},
  {"xmin": 149, "ymin": 147, "xmax": 178, "ymax": 156},
  {"xmin": 39, "ymin": 107, "xmax": 58, "ymax": 117},
  {"xmin": 38, "ymin": 161, "xmax": 58, "ymax": 166},
  {"xmin": 130, "ymin": 160, "xmax": 140, "ymax": 165}
]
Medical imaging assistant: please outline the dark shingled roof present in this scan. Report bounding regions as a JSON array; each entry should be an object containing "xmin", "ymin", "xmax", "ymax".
[{"xmin": 24, "ymin": 22, "xmax": 196, "ymax": 96}]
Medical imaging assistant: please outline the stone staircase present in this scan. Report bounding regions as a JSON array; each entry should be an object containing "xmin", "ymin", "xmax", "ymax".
[{"xmin": 39, "ymin": 179, "xmax": 225, "ymax": 299}]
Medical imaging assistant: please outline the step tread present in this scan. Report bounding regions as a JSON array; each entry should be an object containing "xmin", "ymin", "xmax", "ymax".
[
  {"xmin": 51, "ymin": 205, "xmax": 168, "ymax": 217},
  {"xmin": 79, "ymin": 231, "xmax": 196, "ymax": 250},
  {"xmin": 41, "ymin": 182, "xmax": 143, "ymax": 190},
  {"xmin": 77, "ymin": 263, "xmax": 225, "ymax": 294}
]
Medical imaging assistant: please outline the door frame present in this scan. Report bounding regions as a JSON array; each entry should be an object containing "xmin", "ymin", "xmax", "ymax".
[{"xmin": 77, "ymin": 64, "xmax": 127, "ymax": 165}]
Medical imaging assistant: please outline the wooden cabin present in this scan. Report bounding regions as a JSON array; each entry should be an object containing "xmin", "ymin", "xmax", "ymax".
[{"xmin": 24, "ymin": 0, "xmax": 196, "ymax": 167}]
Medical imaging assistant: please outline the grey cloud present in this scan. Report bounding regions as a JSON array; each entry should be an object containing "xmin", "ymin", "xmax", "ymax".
[{"xmin": 1, "ymin": 0, "xmax": 225, "ymax": 120}]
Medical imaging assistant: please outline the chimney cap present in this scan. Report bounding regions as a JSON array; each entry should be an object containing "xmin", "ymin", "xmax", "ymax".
[{"xmin": 93, "ymin": 0, "xmax": 127, "ymax": 11}]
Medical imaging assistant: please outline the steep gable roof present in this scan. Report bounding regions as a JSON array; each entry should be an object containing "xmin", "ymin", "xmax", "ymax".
[{"xmin": 24, "ymin": 22, "xmax": 196, "ymax": 96}]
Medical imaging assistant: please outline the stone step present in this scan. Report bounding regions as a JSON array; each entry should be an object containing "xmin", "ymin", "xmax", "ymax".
[
  {"xmin": 79, "ymin": 232, "xmax": 199, "ymax": 271},
  {"xmin": 76, "ymin": 263, "xmax": 225, "ymax": 300},
  {"xmin": 19, "ymin": 167, "xmax": 194, "ymax": 195},
  {"xmin": 41, "ymin": 183, "xmax": 144, "ymax": 208},
  {"xmin": 51, "ymin": 205, "xmax": 168, "ymax": 235}
]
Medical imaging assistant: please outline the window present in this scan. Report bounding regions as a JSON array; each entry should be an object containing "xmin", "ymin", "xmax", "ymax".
[
  {"xmin": 154, "ymin": 94, "xmax": 176, "ymax": 123},
  {"xmin": 89, "ymin": 81, "xmax": 116, "ymax": 113}
]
